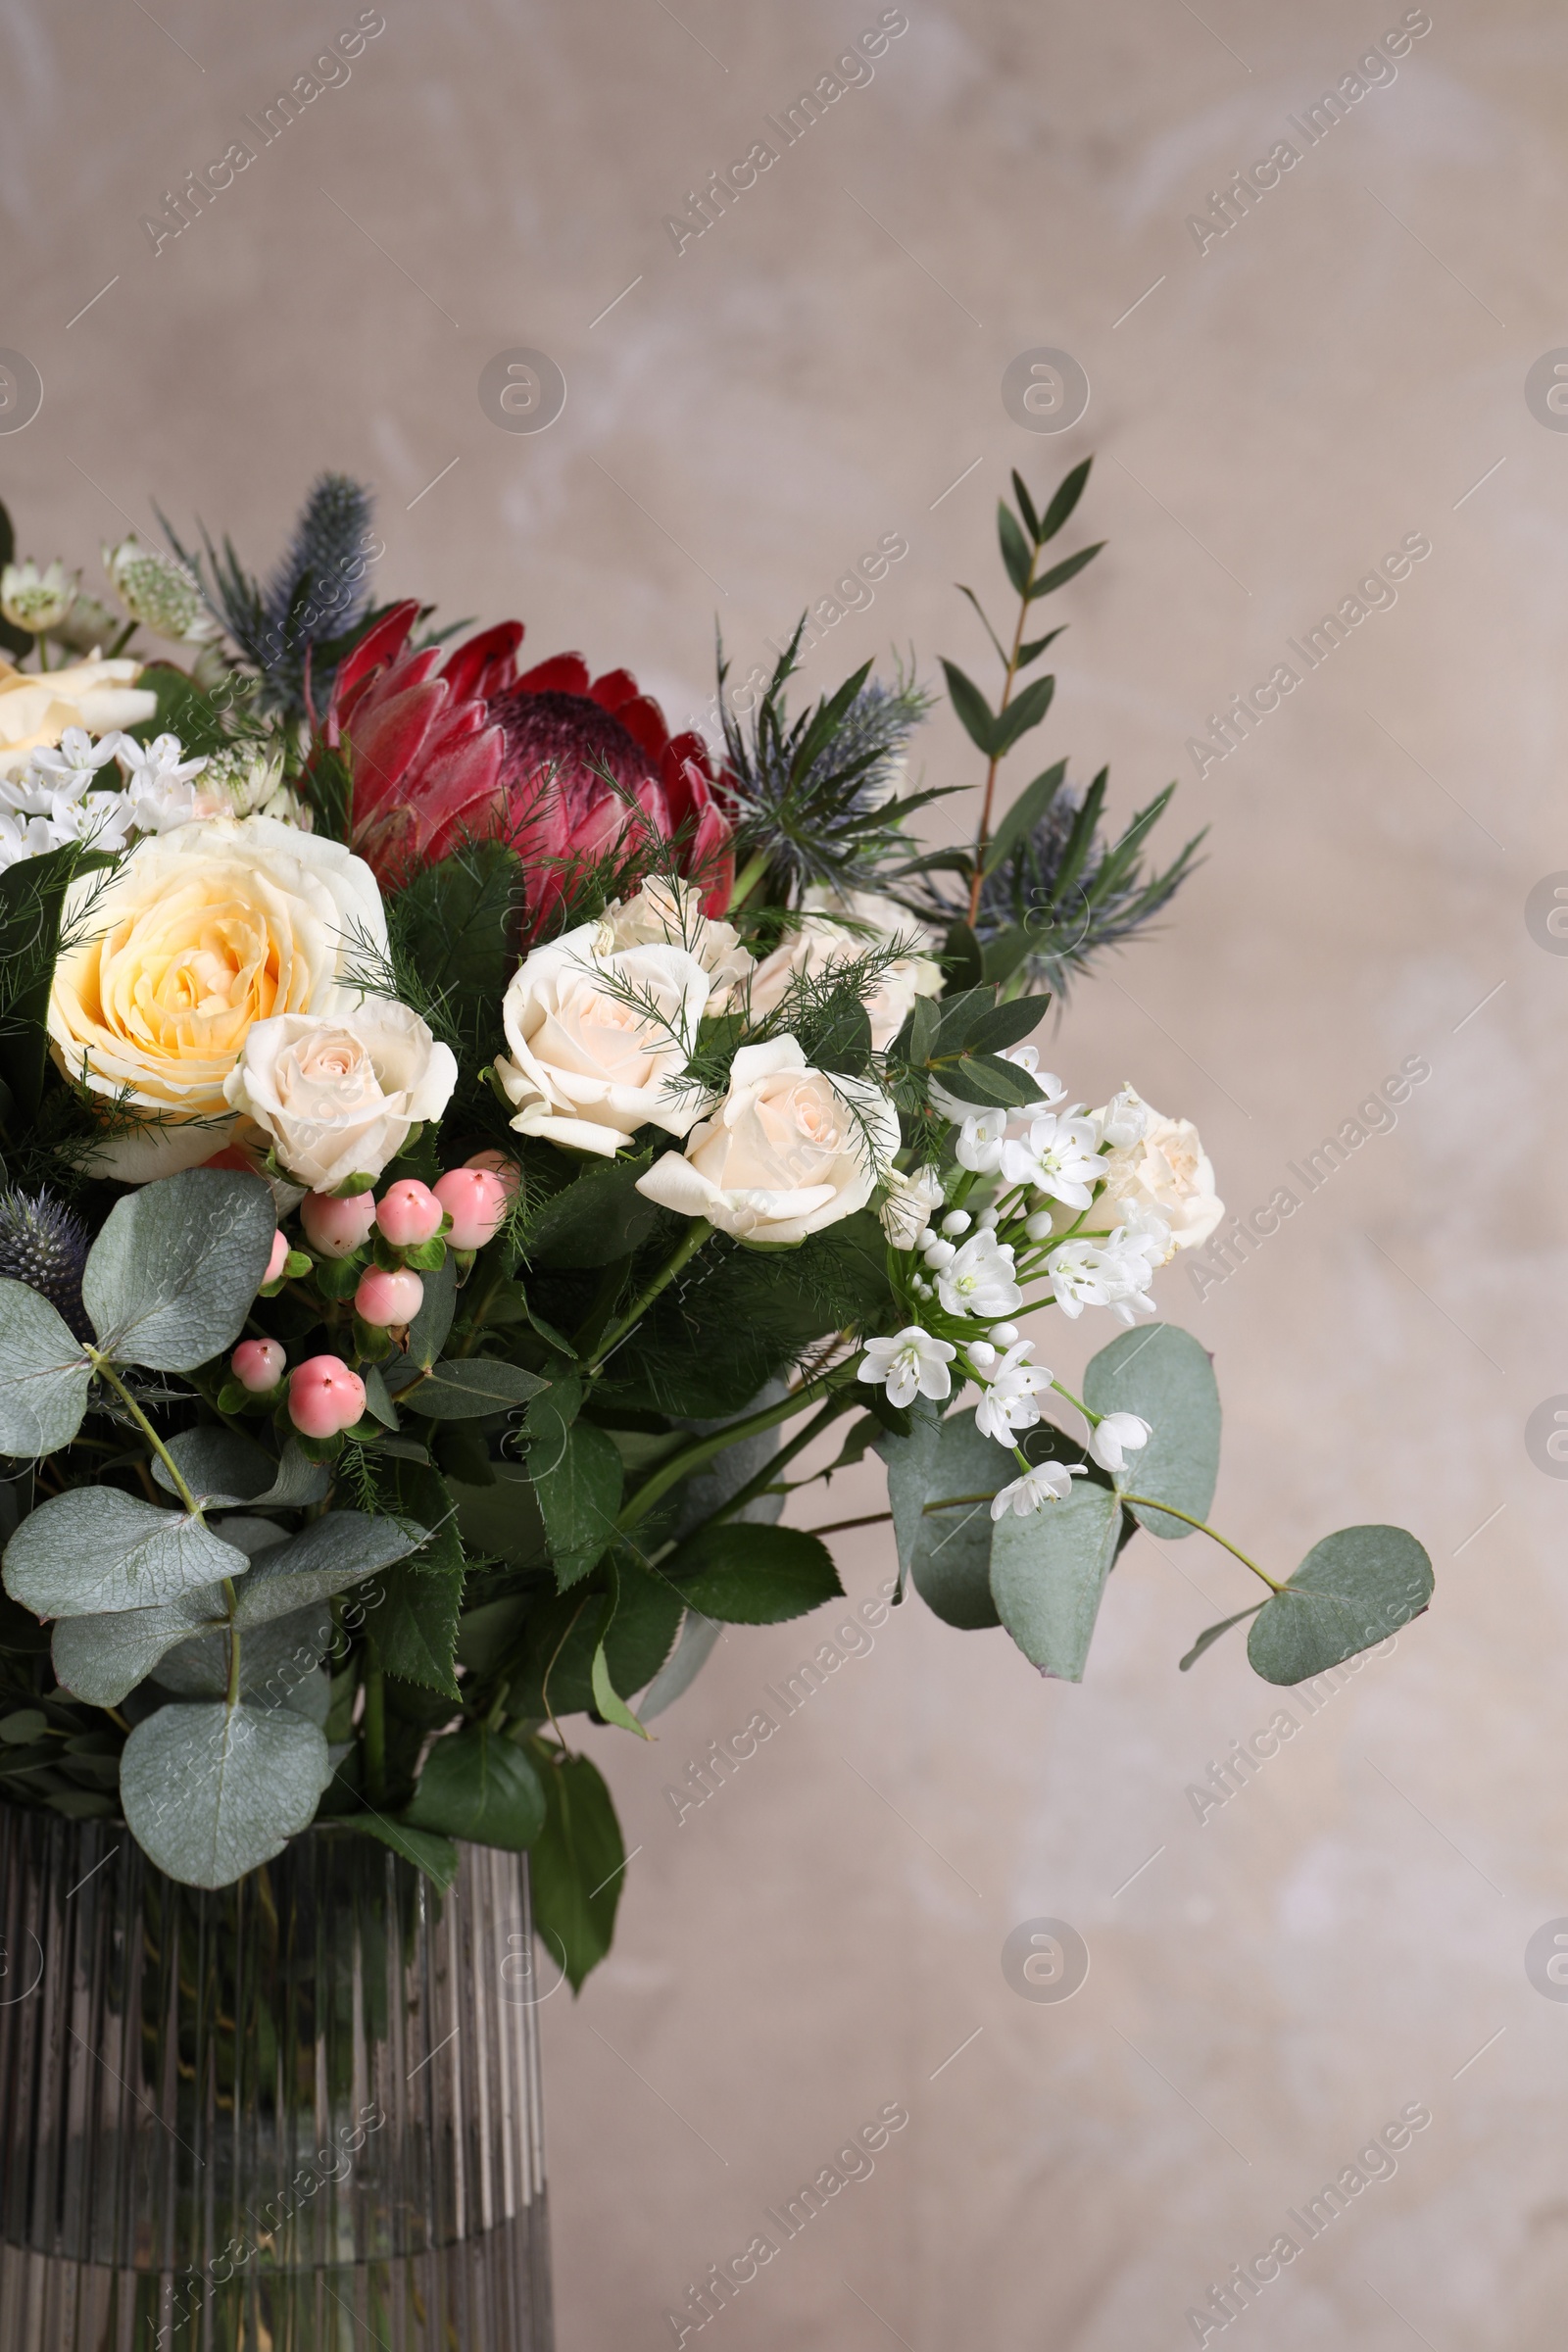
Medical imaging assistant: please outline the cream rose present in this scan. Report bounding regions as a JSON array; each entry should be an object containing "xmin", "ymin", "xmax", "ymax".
[
  {"xmin": 635, "ymin": 1035, "xmax": 900, "ymax": 1247},
  {"xmin": 48, "ymin": 815, "xmax": 388, "ymax": 1183},
  {"xmin": 1092, "ymin": 1088, "xmax": 1223, "ymax": 1251},
  {"xmin": 745, "ymin": 888, "xmax": 942, "ymax": 1051},
  {"xmin": 224, "ymin": 1004, "xmax": 457, "ymax": 1192},
  {"xmin": 494, "ymin": 920, "xmax": 716, "ymax": 1158},
  {"xmin": 0, "ymin": 656, "xmax": 156, "ymax": 779},
  {"xmin": 604, "ymin": 876, "xmax": 754, "ymax": 995}
]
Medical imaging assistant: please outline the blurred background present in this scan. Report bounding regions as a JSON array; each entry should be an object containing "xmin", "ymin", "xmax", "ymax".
[{"xmin": 2, "ymin": 0, "xmax": 1561, "ymax": 2342}]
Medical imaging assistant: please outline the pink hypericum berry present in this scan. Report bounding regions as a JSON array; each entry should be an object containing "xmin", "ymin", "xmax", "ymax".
[
  {"xmin": 464, "ymin": 1149, "xmax": 521, "ymax": 1197},
  {"xmin": 355, "ymin": 1265, "xmax": 424, "ymax": 1328},
  {"xmin": 265, "ymin": 1230, "xmax": 289, "ymax": 1284},
  {"xmin": 300, "ymin": 1190, "xmax": 377, "ymax": 1258},
  {"xmin": 375, "ymin": 1179, "xmax": 443, "ymax": 1248},
  {"xmin": 230, "ymin": 1338, "xmax": 285, "ymax": 1393},
  {"xmin": 433, "ymin": 1165, "xmax": 511, "ymax": 1250},
  {"xmin": 287, "ymin": 1355, "xmax": 367, "ymax": 1439}
]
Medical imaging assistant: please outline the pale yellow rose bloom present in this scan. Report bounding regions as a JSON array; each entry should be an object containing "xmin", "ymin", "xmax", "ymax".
[
  {"xmin": 48, "ymin": 816, "xmax": 388, "ymax": 1183},
  {"xmin": 0, "ymin": 657, "xmax": 156, "ymax": 779}
]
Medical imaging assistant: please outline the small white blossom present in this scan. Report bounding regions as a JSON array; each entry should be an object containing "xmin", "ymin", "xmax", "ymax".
[
  {"xmin": 114, "ymin": 730, "xmax": 210, "ymax": 832},
  {"xmin": 1001, "ymin": 1110, "xmax": 1103, "ymax": 1211},
  {"xmin": 879, "ymin": 1163, "xmax": 945, "ymax": 1250},
  {"xmin": 26, "ymin": 726, "xmax": 122, "ymax": 786},
  {"xmin": 935, "ymin": 1229, "xmax": 1023, "ymax": 1320},
  {"xmin": 1095, "ymin": 1085, "xmax": 1150, "ymax": 1151},
  {"xmin": 1086, "ymin": 1411, "xmax": 1152, "ymax": 1473},
  {"xmin": 0, "ymin": 740, "xmax": 132, "ymax": 866},
  {"xmin": 858, "ymin": 1325, "xmax": 956, "ymax": 1409},
  {"xmin": 955, "ymin": 1106, "xmax": 1007, "ymax": 1174},
  {"xmin": 990, "ymin": 1460, "xmax": 1087, "ymax": 1520},
  {"xmin": 974, "ymin": 1340, "xmax": 1055, "ymax": 1445}
]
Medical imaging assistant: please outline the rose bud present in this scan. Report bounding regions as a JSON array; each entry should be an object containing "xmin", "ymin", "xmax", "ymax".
[
  {"xmin": 300, "ymin": 1189, "xmax": 377, "ymax": 1258},
  {"xmin": 264, "ymin": 1230, "xmax": 289, "ymax": 1285},
  {"xmin": 231, "ymin": 1338, "xmax": 285, "ymax": 1393},
  {"xmin": 433, "ymin": 1165, "xmax": 511, "ymax": 1250},
  {"xmin": 375, "ymin": 1179, "xmax": 443, "ymax": 1248},
  {"xmin": 287, "ymin": 1355, "xmax": 368, "ymax": 1439},
  {"xmin": 355, "ymin": 1265, "xmax": 424, "ymax": 1328}
]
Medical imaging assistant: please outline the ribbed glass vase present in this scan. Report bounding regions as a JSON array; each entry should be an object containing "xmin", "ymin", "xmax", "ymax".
[{"xmin": 0, "ymin": 1805, "xmax": 553, "ymax": 2351}]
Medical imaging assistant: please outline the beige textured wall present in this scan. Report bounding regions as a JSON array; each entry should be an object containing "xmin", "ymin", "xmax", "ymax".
[{"xmin": 5, "ymin": 0, "xmax": 1565, "ymax": 2341}]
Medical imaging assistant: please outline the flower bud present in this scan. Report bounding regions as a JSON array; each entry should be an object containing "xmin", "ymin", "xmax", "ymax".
[
  {"xmin": 375, "ymin": 1179, "xmax": 443, "ymax": 1248},
  {"xmin": 940, "ymin": 1210, "xmax": 972, "ymax": 1237},
  {"xmin": 433, "ymin": 1165, "xmax": 511, "ymax": 1250},
  {"xmin": 230, "ymin": 1338, "xmax": 285, "ymax": 1393},
  {"xmin": 922, "ymin": 1239, "xmax": 956, "ymax": 1270},
  {"xmin": 265, "ymin": 1230, "xmax": 289, "ymax": 1285},
  {"xmin": 300, "ymin": 1190, "xmax": 377, "ymax": 1258},
  {"xmin": 992, "ymin": 1322, "xmax": 1020, "ymax": 1347},
  {"xmin": 287, "ymin": 1355, "xmax": 367, "ymax": 1439},
  {"xmin": 355, "ymin": 1265, "xmax": 424, "ymax": 1328}
]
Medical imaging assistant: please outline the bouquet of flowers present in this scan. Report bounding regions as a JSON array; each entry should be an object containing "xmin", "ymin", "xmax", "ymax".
[{"xmin": 0, "ymin": 463, "xmax": 1431, "ymax": 1988}]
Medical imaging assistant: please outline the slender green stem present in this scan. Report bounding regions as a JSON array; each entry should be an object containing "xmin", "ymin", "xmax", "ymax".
[
  {"xmin": 451, "ymin": 1250, "xmax": 512, "ymax": 1358},
  {"xmin": 616, "ymin": 1366, "xmax": 849, "ymax": 1534},
  {"xmin": 226, "ymin": 1624, "xmax": 242, "ymax": 1708},
  {"xmin": 89, "ymin": 1353, "xmax": 204, "ymax": 1516},
  {"xmin": 700, "ymin": 1395, "xmax": 856, "ymax": 1532},
  {"xmin": 1117, "ymin": 1496, "xmax": 1284, "ymax": 1592},
  {"xmin": 364, "ymin": 1665, "xmax": 387, "ymax": 1803},
  {"xmin": 967, "ymin": 543, "xmax": 1042, "ymax": 921},
  {"xmin": 107, "ymin": 619, "xmax": 138, "ymax": 658},
  {"xmin": 725, "ymin": 850, "xmax": 771, "ymax": 916},
  {"xmin": 1050, "ymin": 1378, "xmax": 1098, "ymax": 1423},
  {"xmin": 585, "ymin": 1220, "xmax": 712, "ymax": 1373}
]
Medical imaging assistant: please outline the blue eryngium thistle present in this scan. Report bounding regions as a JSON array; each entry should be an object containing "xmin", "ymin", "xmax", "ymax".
[
  {"xmin": 0, "ymin": 1190, "xmax": 91, "ymax": 1340},
  {"xmin": 923, "ymin": 771, "xmax": 1206, "ymax": 1000},
  {"xmin": 720, "ymin": 627, "xmax": 935, "ymax": 901}
]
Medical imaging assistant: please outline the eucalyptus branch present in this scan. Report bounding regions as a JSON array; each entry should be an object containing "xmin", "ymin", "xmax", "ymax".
[{"xmin": 616, "ymin": 1364, "xmax": 855, "ymax": 1534}]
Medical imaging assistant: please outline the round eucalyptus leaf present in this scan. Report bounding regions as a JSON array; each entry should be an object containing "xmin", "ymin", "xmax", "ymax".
[
  {"xmin": 153, "ymin": 1428, "xmax": 329, "ymax": 1512},
  {"xmin": 1083, "ymin": 1321, "xmax": 1219, "ymax": 1541},
  {"xmin": 1247, "ymin": 1525, "xmax": 1434, "ymax": 1687},
  {"xmin": 0, "ymin": 1279, "xmax": 91, "ymax": 1458},
  {"xmin": 989, "ymin": 1483, "xmax": 1122, "ymax": 1681},
  {"xmin": 901, "ymin": 1408, "xmax": 1004, "ymax": 1631},
  {"xmin": 121, "ymin": 1699, "xmax": 331, "ymax": 1886},
  {"xmin": 82, "ymin": 1168, "xmax": 275, "ymax": 1372},
  {"xmin": 4, "ymin": 1488, "xmax": 250, "ymax": 1619},
  {"xmin": 52, "ymin": 1585, "xmax": 228, "ymax": 1705},
  {"xmin": 230, "ymin": 1510, "xmax": 425, "ymax": 1627}
]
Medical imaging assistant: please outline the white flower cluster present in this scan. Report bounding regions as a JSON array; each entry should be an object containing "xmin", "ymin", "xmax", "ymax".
[
  {"xmin": 0, "ymin": 726, "xmax": 300, "ymax": 872},
  {"xmin": 858, "ymin": 1047, "xmax": 1225, "ymax": 1515}
]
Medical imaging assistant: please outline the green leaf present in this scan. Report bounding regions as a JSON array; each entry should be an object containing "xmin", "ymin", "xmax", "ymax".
[
  {"xmin": 128, "ymin": 663, "xmax": 234, "ymax": 756},
  {"xmin": 906, "ymin": 1408, "xmax": 1004, "ymax": 1629},
  {"xmin": 395, "ymin": 1253, "xmax": 457, "ymax": 1373},
  {"xmin": 83, "ymin": 1170, "xmax": 276, "ymax": 1371},
  {"xmin": 1010, "ymin": 469, "xmax": 1041, "ymax": 542},
  {"xmin": 4, "ymin": 1488, "xmax": 248, "ymax": 1619},
  {"xmin": 941, "ymin": 920, "xmax": 983, "ymax": 994},
  {"xmin": 1015, "ymin": 625, "xmax": 1066, "ymax": 669},
  {"xmin": 365, "ymin": 1560, "xmax": 464, "ymax": 1699},
  {"xmin": 941, "ymin": 1052, "xmax": 1044, "ymax": 1108},
  {"xmin": 997, "ymin": 501, "xmax": 1033, "ymax": 596},
  {"xmin": 405, "ymin": 1724, "xmax": 547, "ymax": 1849},
  {"xmin": 0, "ymin": 843, "xmax": 114, "ymax": 1115},
  {"xmin": 231, "ymin": 1511, "xmax": 424, "ymax": 1627},
  {"xmin": 1247, "ymin": 1526, "xmax": 1434, "ymax": 1686},
  {"xmin": 51, "ymin": 1587, "xmax": 229, "ymax": 1705},
  {"xmin": 991, "ymin": 673, "xmax": 1055, "ymax": 756},
  {"xmin": 527, "ymin": 1748, "xmax": 625, "ymax": 1991},
  {"xmin": 989, "ymin": 1481, "xmax": 1122, "ymax": 1681},
  {"xmin": 351, "ymin": 1815, "xmax": 460, "ymax": 1889},
  {"xmin": 451, "ymin": 1461, "xmax": 549, "ymax": 1569},
  {"xmin": 1037, "ymin": 456, "xmax": 1092, "ymax": 543},
  {"xmin": 0, "ymin": 1280, "xmax": 91, "ymax": 1457},
  {"xmin": 932, "ymin": 985, "xmax": 995, "ymax": 1059},
  {"xmin": 940, "ymin": 660, "xmax": 1001, "ymax": 757},
  {"xmin": 399, "ymin": 1357, "xmax": 548, "ymax": 1419},
  {"xmin": 154, "ymin": 1426, "xmax": 330, "ymax": 1510},
  {"xmin": 1082, "ymin": 1322, "xmax": 1220, "ymax": 1541},
  {"xmin": 979, "ymin": 926, "xmax": 1037, "ymax": 987},
  {"xmin": 527, "ymin": 1152, "xmax": 662, "ymax": 1269},
  {"xmin": 671, "ymin": 1522, "xmax": 843, "ymax": 1623},
  {"xmin": 530, "ymin": 1409, "xmax": 623, "ymax": 1592},
  {"xmin": 121, "ymin": 1699, "xmax": 332, "ymax": 1887},
  {"xmin": 982, "ymin": 760, "xmax": 1068, "ymax": 875},
  {"xmin": 384, "ymin": 1459, "xmax": 463, "ymax": 1574},
  {"xmin": 590, "ymin": 1641, "xmax": 651, "ymax": 1739},
  {"xmin": 1027, "ymin": 543, "xmax": 1104, "ymax": 601},
  {"xmin": 965, "ymin": 997, "xmax": 1046, "ymax": 1057},
  {"xmin": 906, "ymin": 992, "xmax": 940, "ymax": 1066},
  {"xmin": 154, "ymin": 1601, "xmax": 335, "ymax": 1705},
  {"xmin": 1179, "ymin": 1603, "xmax": 1265, "ymax": 1673},
  {"xmin": 390, "ymin": 839, "xmax": 521, "ymax": 1049}
]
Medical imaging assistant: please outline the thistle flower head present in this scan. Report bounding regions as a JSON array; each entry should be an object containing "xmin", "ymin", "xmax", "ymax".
[{"xmin": 0, "ymin": 1190, "xmax": 91, "ymax": 1339}]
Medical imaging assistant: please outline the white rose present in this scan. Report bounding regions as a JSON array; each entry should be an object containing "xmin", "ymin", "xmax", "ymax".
[
  {"xmin": 878, "ymin": 1163, "xmax": 945, "ymax": 1248},
  {"xmin": 635, "ymin": 1035, "xmax": 899, "ymax": 1247},
  {"xmin": 223, "ymin": 1004, "xmax": 457, "ymax": 1192},
  {"xmin": 744, "ymin": 888, "xmax": 943, "ymax": 1052},
  {"xmin": 48, "ymin": 815, "xmax": 388, "ymax": 1183},
  {"xmin": 604, "ymin": 876, "xmax": 754, "ymax": 995},
  {"xmin": 494, "ymin": 920, "xmax": 715, "ymax": 1158},
  {"xmin": 1093, "ymin": 1091, "xmax": 1223, "ymax": 1250},
  {"xmin": 0, "ymin": 656, "xmax": 157, "ymax": 780}
]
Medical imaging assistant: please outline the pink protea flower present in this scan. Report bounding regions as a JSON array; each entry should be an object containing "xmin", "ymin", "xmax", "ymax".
[{"xmin": 321, "ymin": 602, "xmax": 734, "ymax": 920}]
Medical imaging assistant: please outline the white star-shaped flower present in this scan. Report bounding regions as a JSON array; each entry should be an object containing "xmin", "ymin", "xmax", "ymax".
[{"xmin": 858, "ymin": 1325, "xmax": 956, "ymax": 1409}]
